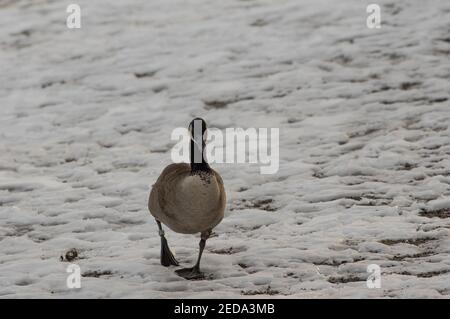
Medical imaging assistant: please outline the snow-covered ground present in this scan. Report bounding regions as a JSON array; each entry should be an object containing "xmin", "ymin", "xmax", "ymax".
[{"xmin": 1, "ymin": 0, "xmax": 450, "ymax": 298}]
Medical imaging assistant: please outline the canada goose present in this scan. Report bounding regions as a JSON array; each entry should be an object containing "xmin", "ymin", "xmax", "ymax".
[{"xmin": 148, "ymin": 118, "xmax": 226, "ymax": 279}]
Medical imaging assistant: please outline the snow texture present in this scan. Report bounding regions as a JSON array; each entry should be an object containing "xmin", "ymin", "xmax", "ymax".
[{"xmin": 0, "ymin": 0, "xmax": 450, "ymax": 298}]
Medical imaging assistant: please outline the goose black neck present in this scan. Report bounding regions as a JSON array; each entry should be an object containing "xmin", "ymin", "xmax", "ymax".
[{"xmin": 190, "ymin": 139, "xmax": 210, "ymax": 173}]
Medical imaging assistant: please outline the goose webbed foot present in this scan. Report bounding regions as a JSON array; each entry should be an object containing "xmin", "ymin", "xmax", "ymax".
[
  {"xmin": 157, "ymin": 220, "xmax": 179, "ymax": 267},
  {"xmin": 175, "ymin": 266, "xmax": 204, "ymax": 280},
  {"xmin": 175, "ymin": 230, "xmax": 211, "ymax": 280},
  {"xmin": 160, "ymin": 235, "xmax": 179, "ymax": 267}
]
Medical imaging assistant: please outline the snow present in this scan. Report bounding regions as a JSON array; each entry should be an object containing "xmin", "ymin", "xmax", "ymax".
[{"xmin": 1, "ymin": 0, "xmax": 450, "ymax": 298}]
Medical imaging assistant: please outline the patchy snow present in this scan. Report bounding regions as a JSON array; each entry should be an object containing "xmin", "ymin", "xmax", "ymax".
[{"xmin": 1, "ymin": 0, "xmax": 450, "ymax": 298}]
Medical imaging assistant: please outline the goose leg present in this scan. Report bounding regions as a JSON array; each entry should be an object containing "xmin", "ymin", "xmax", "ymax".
[
  {"xmin": 175, "ymin": 230, "xmax": 211, "ymax": 280},
  {"xmin": 157, "ymin": 220, "xmax": 179, "ymax": 267}
]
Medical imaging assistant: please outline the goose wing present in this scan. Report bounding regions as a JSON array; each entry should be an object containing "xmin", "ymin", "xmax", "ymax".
[
  {"xmin": 211, "ymin": 169, "xmax": 226, "ymax": 217},
  {"xmin": 148, "ymin": 163, "xmax": 190, "ymax": 221}
]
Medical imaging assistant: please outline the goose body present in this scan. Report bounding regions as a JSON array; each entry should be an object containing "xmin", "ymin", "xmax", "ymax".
[
  {"xmin": 149, "ymin": 163, "xmax": 225, "ymax": 234},
  {"xmin": 148, "ymin": 118, "xmax": 226, "ymax": 279}
]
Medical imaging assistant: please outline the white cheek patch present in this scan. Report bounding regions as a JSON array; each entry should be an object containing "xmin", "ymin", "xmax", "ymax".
[{"xmin": 191, "ymin": 119, "xmax": 207, "ymax": 143}]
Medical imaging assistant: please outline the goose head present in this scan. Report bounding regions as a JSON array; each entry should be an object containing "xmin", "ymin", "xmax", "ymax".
[{"xmin": 188, "ymin": 118, "xmax": 210, "ymax": 173}]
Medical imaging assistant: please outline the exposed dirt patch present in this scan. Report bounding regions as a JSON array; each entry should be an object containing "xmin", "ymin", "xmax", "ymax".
[
  {"xmin": 429, "ymin": 97, "xmax": 448, "ymax": 103},
  {"xmin": 433, "ymin": 49, "xmax": 450, "ymax": 56},
  {"xmin": 312, "ymin": 170, "xmax": 325, "ymax": 178},
  {"xmin": 384, "ymin": 52, "xmax": 406, "ymax": 63},
  {"xmin": 252, "ymin": 199, "xmax": 276, "ymax": 211},
  {"xmin": 204, "ymin": 100, "xmax": 228, "ymax": 109},
  {"xmin": 380, "ymin": 237, "xmax": 437, "ymax": 246},
  {"xmin": 380, "ymin": 97, "xmax": 447, "ymax": 105},
  {"xmin": 330, "ymin": 54, "xmax": 353, "ymax": 66},
  {"xmin": 400, "ymin": 82, "xmax": 421, "ymax": 90},
  {"xmin": 241, "ymin": 286, "xmax": 279, "ymax": 296},
  {"xmin": 363, "ymin": 192, "xmax": 392, "ymax": 201},
  {"xmin": 15, "ymin": 278, "xmax": 34, "ymax": 286},
  {"xmin": 82, "ymin": 270, "xmax": 113, "ymax": 278},
  {"xmin": 41, "ymin": 80, "xmax": 66, "ymax": 89},
  {"xmin": 250, "ymin": 19, "xmax": 269, "ymax": 27},
  {"xmin": 150, "ymin": 148, "xmax": 169, "ymax": 153},
  {"xmin": 384, "ymin": 3, "xmax": 402, "ymax": 15},
  {"xmin": 284, "ymin": 272, "xmax": 299, "ymax": 279},
  {"xmin": 328, "ymin": 275, "xmax": 365, "ymax": 284},
  {"xmin": 398, "ymin": 162, "xmax": 417, "ymax": 170},
  {"xmin": 394, "ymin": 269, "xmax": 450, "ymax": 278},
  {"xmin": 230, "ymin": 198, "xmax": 276, "ymax": 212},
  {"xmin": 416, "ymin": 270, "xmax": 450, "ymax": 278},
  {"xmin": 370, "ymin": 85, "xmax": 393, "ymax": 93},
  {"xmin": 28, "ymin": 234, "xmax": 50, "ymax": 243},
  {"xmin": 347, "ymin": 126, "xmax": 383, "ymax": 138},
  {"xmin": 390, "ymin": 251, "xmax": 436, "ymax": 261},
  {"xmin": 419, "ymin": 207, "xmax": 450, "ymax": 219},
  {"xmin": 313, "ymin": 257, "xmax": 365, "ymax": 267},
  {"xmin": 211, "ymin": 246, "xmax": 246, "ymax": 255},
  {"xmin": 0, "ymin": 184, "xmax": 34, "ymax": 193},
  {"xmin": 203, "ymin": 96, "xmax": 254, "ymax": 110},
  {"xmin": 7, "ymin": 225, "xmax": 33, "ymax": 237},
  {"xmin": 134, "ymin": 70, "xmax": 158, "ymax": 78},
  {"xmin": 287, "ymin": 117, "xmax": 301, "ymax": 123},
  {"xmin": 437, "ymin": 37, "xmax": 450, "ymax": 43}
]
